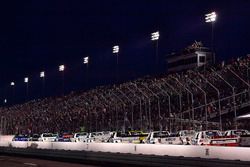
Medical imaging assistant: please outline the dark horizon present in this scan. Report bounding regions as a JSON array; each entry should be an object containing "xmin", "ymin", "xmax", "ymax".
[{"xmin": 0, "ymin": 0, "xmax": 249, "ymax": 105}]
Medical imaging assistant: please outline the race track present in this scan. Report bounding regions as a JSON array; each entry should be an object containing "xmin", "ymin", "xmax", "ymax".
[{"xmin": 0, "ymin": 156, "xmax": 99, "ymax": 167}]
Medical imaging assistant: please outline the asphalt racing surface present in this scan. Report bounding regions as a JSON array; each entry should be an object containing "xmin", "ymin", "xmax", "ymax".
[{"xmin": 0, "ymin": 156, "xmax": 99, "ymax": 167}]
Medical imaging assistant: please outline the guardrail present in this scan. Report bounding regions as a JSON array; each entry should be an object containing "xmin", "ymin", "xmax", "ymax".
[{"xmin": 0, "ymin": 141, "xmax": 250, "ymax": 162}]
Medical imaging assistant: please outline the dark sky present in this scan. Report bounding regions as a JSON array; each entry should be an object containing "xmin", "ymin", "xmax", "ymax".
[{"xmin": 0, "ymin": 0, "xmax": 250, "ymax": 104}]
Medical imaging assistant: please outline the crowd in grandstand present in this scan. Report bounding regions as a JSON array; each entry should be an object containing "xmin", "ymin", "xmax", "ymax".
[{"xmin": 0, "ymin": 55, "xmax": 250, "ymax": 135}]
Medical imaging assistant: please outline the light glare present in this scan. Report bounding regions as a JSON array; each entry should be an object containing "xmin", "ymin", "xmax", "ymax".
[
  {"xmin": 205, "ymin": 11, "xmax": 217, "ymax": 23},
  {"xmin": 24, "ymin": 77, "xmax": 29, "ymax": 83},
  {"xmin": 151, "ymin": 31, "xmax": 160, "ymax": 41},
  {"xmin": 40, "ymin": 71, "xmax": 45, "ymax": 78},
  {"xmin": 83, "ymin": 57, "xmax": 89, "ymax": 64},
  {"xmin": 59, "ymin": 65, "xmax": 65, "ymax": 72},
  {"xmin": 113, "ymin": 45, "xmax": 119, "ymax": 53}
]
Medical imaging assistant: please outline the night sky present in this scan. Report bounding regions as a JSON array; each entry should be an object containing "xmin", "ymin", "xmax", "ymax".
[{"xmin": 0, "ymin": 0, "xmax": 249, "ymax": 104}]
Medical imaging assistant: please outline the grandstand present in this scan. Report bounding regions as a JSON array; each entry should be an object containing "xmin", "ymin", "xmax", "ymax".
[{"xmin": 0, "ymin": 55, "xmax": 250, "ymax": 135}]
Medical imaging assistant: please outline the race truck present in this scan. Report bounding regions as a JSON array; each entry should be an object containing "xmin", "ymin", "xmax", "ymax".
[
  {"xmin": 12, "ymin": 134, "xmax": 29, "ymax": 141},
  {"xmin": 108, "ymin": 131, "xmax": 148, "ymax": 143},
  {"xmin": 177, "ymin": 130, "xmax": 196, "ymax": 145},
  {"xmin": 29, "ymin": 134, "xmax": 40, "ymax": 141},
  {"xmin": 235, "ymin": 113, "xmax": 250, "ymax": 146},
  {"xmin": 145, "ymin": 131, "xmax": 170, "ymax": 144},
  {"xmin": 88, "ymin": 131, "xmax": 113, "ymax": 143},
  {"xmin": 239, "ymin": 134, "xmax": 250, "ymax": 147},
  {"xmin": 56, "ymin": 133, "xmax": 74, "ymax": 142},
  {"xmin": 38, "ymin": 133, "xmax": 57, "ymax": 142},
  {"xmin": 70, "ymin": 132, "xmax": 89, "ymax": 142},
  {"xmin": 224, "ymin": 129, "xmax": 250, "ymax": 147},
  {"xmin": 224, "ymin": 129, "xmax": 249, "ymax": 137},
  {"xmin": 192, "ymin": 130, "xmax": 238, "ymax": 146},
  {"xmin": 164, "ymin": 130, "xmax": 196, "ymax": 145}
]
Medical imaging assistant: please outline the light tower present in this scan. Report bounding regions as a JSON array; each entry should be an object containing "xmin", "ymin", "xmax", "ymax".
[
  {"xmin": 112, "ymin": 45, "xmax": 119, "ymax": 65},
  {"xmin": 113, "ymin": 45, "xmax": 120, "ymax": 83},
  {"xmin": 151, "ymin": 31, "xmax": 160, "ymax": 73},
  {"xmin": 205, "ymin": 11, "xmax": 217, "ymax": 63},
  {"xmin": 10, "ymin": 81, "xmax": 15, "ymax": 103},
  {"xmin": 24, "ymin": 77, "xmax": 29, "ymax": 100},
  {"xmin": 83, "ymin": 57, "xmax": 89, "ymax": 89},
  {"xmin": 59, "ymin": 65, "xmax": 65, "ymax": 95},
  {"xmin": 40, "ymin": 71, "xmax": 45, "ymax": 97}
]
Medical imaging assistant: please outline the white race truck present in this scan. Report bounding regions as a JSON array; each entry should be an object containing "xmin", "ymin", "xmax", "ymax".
[
  {"xmin": 239, "ymin": 134, "xmax": 250, "ymax": 147},
  {"xmin": 38, "ymin": 133, "xmax": 57, "ymax": 142},
  {"xmin": 70, "ymin": 132, "xmax": 89, "ymax": 142},
  {"xmin": 224, "ymin": 129, "xmax": 249, "ymax": 147},
  {"xmin": 89, "ymin": 131, "xmax": 113, "ymax": 143},
  {"xmin": 164, "ymin": 130, "xmax": 196, "ymax": 145},
  {"xmin": 145, "ymin": 131, "xmax": 170, "ymax": 144},
  {"xmin": 108, "ymin": 131, "xmax": 148, "ymax": 143},
  {"xmin": 192, "ymin": 130, "xmax": 238, "ymax": 146},
  {"xmin": 224, "ymin": 129, "xmax": 249, "ymax": 137}
]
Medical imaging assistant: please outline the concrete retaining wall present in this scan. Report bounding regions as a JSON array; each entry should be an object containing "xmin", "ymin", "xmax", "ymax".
[{"xmin": 0, "ymin": 141, "xmax": 250, "ymax": 161}]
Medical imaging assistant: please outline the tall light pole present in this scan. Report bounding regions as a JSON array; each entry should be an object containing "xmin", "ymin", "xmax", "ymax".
[
  {"xmin": 24, "ymin": 77, "xmax": 29, "ymax": 101},
  {"xmin": 59, "ymin": 65, "xmax": 65, "ymax": 95},
  {"xmin": 83, "ymin": 57, "xmax": 89, "ymax": 89},
  {"xmin": 151, "ymin": 31, "xmax": 160, "ymax": 73},
  {"xmin": 40, "ymin": 71, "xmax": 45, "ymax": 98},
  {"xmin": 205, "ymin": 11, "xmax": 217, "ymax": 63},
  {"xmin": 10, "ymin": 81, "xmax": 15, "ymax": 104},
  {"xmin": 113, "ymin": 45, "xmax": 119, "ymax": 83}
]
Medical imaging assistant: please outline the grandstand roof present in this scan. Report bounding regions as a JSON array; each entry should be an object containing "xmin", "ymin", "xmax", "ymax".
[{"xmin": 237, "ymin": 113, "xmax": 250, "ymax": 120}]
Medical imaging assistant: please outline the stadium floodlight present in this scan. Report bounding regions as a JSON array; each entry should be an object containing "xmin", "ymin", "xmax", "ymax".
[
  {"xmin": 24, "ymin": 77, "xmax": 29, "ymax": 83},
  {"xmin": 59, "ymin": 65, "xmax": 65, "ymax": 72},
  {"xmin": 151, "ymin": 31, "xmax": 160, "ymax": 41},
  {"xmin": 83, "ymin": 57, "xmax": 89, "ymax": 64},
  {"xmin": 112, "ymin": 45, "xmax": 119, "ymax": 54},
  {"xmin": 10, "ymin": 82, "xmax": 15, "ymax": 86},
  {"xmin": 205, "ymin": 12, "xmax": 217, "ymax": 23},
  {"xmin": 40, "ymin": 71, "xmax": 45, "ymax": 78}
]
